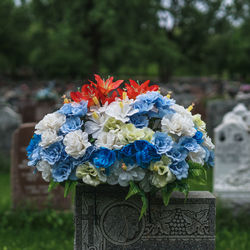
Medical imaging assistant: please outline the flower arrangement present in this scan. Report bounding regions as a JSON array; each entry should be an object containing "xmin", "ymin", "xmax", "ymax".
[{"xmin": 27, "ymin": 75, "xmax": 214, "ymax": 218}]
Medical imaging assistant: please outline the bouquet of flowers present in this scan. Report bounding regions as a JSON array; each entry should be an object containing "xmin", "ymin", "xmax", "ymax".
[{"xmin": 27, "ymin": 75, "xmax": 214, "ymax": 218}]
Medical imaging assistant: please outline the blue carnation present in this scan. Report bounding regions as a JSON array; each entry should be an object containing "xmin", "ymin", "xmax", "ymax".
[
  {"xmin": 91, "ymin": 147, "xmax": 116, "ymax": 173},
  {"xmin": 203, "ymin": 146, "xmax": 214, "ymax": 167},
  {"xmin": 26, "ymin": 134, "xmax": 41, "ymax": 158},
  {"xmin": 41, "ymin": 142, "xmax": 64, "ymax": 165},
  {"xmin": 27, "ymin": 146, "xmax": 42, "ymax": 167},
  {"xmin": 151, "ymin": 132, "xmax": 173, "ymax": 154},
  {"xmin": 169, "ymin": 160, "xmax": 189, "ymax": 180},
  {"xmin": 58, "ymin": 101, "xmax": 88, "ymax": 117},
  {"xmin": 52, "ymin": 161, "xmax": 72, "ymax": 182},
  {"xmin": 166, "ymin": 144, "xmax": 188, "ymax": 162},
  {"xmin": 193, "ymin": 131, "xmax": 204, "ymax": 144},
  {"xmin": 178, "ymin": 137, "xmax": 199, "ymax": 152},
  {"xmin": 132, "ymin": 91, "xmax": 175, "ymax": 118},
  {"xmin": 60, "ymin": 116, "xmax": 83, "ymax": 134},
  {"xmin": 129, "ymin": 114, "xmax": 149, "ymax": 128},
  {"xmin": 72, "ymin": 146, "xmax": 96, "ymax": 167}
]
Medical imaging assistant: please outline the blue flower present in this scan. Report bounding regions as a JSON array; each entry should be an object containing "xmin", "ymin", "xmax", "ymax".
[
  {"xmin": 58, "ymin": 101, "xmax": 88, "ymax": 117},
  {"xmin": 27, "ymin": 146, "xmax": 42, "ymax": 167},
  {"xmin": 203, "ymin": 146, "xmax": 214, "ymax": 167},
  {"xmin": 41, "ymin": 142, "xmax": 64, "ymax": 165},
  {"xmin": 72, "ymin": 146, "xmax": 96, "ymax": 167},
  {"xmin": 60, "ymin": 117, "xmax": 83, "ymax": 134},
  {"xmin": 118, "ymin": 140, "xmax": 160, "ymax": 168},
  {"xmin": 26, "ymin": 134, "xmax": 41, "ymax": 158},
  {"xmin": 178, "ymin": 137, "xmax": 199, "ymax": 152},
  {"xmin": 169, "ymin": 161, "xmax": 189, "ymax": 180},
  {"xmin": 151, "ymin": 132, "xmax": 173, "ymax": 154},
  {"xmin": 132, "ymin": 91, "xmax": 175, "ymax": 118},
  {"xmin": 52, "ymin": 161, "xmax": 72, "ymax": 182},
  {"xmin": 91, "ymin": 147, "xmax": 116, "ymax": 172},
  {"xmin": 166, "ymin": 144, "xmax": 188, "ymax": 162},
  {"xmin": 129, "ymin": 114, "xmax": 149, "ymax": 128},
  {"xmin": 193, "ymin": 131, "xmax": 204, "ymax": 144}
]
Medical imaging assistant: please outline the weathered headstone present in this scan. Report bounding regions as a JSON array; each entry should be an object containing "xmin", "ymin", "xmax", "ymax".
[
  {"xmin": 0, "ymin": 99, "xmax": 22, "ymax": 155},
  {"xmin": 11, "ymin": 123, "xmax": 71, "ymax": 210},
  {"xmin": 214, "ymin": 104, "xmax": 250, "ymax": 211},
  {"xmin": 74, "ymin": 184, "xmax": 215, "ymax": 250}
]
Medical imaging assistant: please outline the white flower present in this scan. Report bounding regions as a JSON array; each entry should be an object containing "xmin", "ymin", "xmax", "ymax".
[
  {"xmin": 84, "ymin": 112, "xmax": 110, "ymax": 139},
  {"xmin": 63, "ymin": 130, "xmax": 91, "ymax": 158},
  {"xmin": 161, "ymin": 113, "xmax": 196, "ymax": 137},
  {"xmin": 189, "ymin": 145, "xmax": 206, "ymax": 165},
  {"xmin": 105, "ymin": 100, "xmax": 137, "ymax": 123},
  {"xmin": 202, "ymin": 134, "xmax": 215, "ymax": 150},
  {"xmin": 36, "ymin": 161, "xmax": 52, "ymax": 182},
  {"xmin": 95, "ymin": 131, "xmax": 123, "ymax": 150},
  {"xmin": 35, "ymin": 112, "xmax": 66, "ymax": 134},
  {"xmin": 172, "ymin": 104, "xmax": 192, "ymax": 118},
  {"xmin": 39, "ymin": 129, "xmax": 63, "ymax": 148}
]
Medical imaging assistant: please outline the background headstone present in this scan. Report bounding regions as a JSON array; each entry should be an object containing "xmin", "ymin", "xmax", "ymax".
[
  {"xmin": 214, "ymin": 104, "xmax": 250, "ymax": 211},
  {"xmin": 11, "ymin": 123, "xmax": 71, "ymax": 210},
  {"xmin": 74, "ymin": 185, "xmax": 215, "ymax": 250},
  {"xmin": 0, "ymin": 99, "xmax": 22, "ymax": 155}
]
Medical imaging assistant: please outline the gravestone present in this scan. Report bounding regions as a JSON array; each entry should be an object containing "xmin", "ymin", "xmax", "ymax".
[
  {"xmin": 74, "ymin": 184, "xmax": 215, "ymax": 250},
  {"xmin": 214, "ymin": 104, "xmax": 250, "ymax": 211},
  {"xmin": 11, "ymin": 123, "xmax": 71, "ymax": 210},
  {"xmin": 0, "ymin": 99, "xmax": 22, "ymax": 155}
]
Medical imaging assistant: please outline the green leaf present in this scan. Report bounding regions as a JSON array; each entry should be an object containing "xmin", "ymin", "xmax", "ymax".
[
  {"xmin": 175, "ymin": 182, "xmax": 190, "ymax": 201},
  {"xmin": 125, "ymin": 181, "xmax": 140, "ymax": 200},
  {"xmin": 48, "ymin": 180, "xmax": 59, "ymax": 192},
  {"xmin": 64, "ymin": 181, "xmax": 72, "ymax": 198},
  {"xmin": 161, "ymin": 184, "xmax": 175, "ymax": 206},
  {"xmin": 139, "ymin": 193, "xmax": 148, "ymax": 220},
  {"xmin": 188, "ymin": 161, "xmax": 207, "ymax": 185}
]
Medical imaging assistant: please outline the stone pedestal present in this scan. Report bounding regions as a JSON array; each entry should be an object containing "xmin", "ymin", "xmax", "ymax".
[{"xmin": 74, "ymin": 184, "xmax": 215, "ymax": 250}]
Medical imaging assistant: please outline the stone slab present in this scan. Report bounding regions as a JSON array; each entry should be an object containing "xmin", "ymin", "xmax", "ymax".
[{"xmin": 74, "ymin": 184, "xmax": 215, "ymax": 250}]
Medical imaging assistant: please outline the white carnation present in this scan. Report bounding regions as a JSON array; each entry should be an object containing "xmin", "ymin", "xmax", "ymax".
[
  {"xmin": 36, "ymin": 161, "xmax": 52, "ymax": 182},
  {"xmin": 161, "ymin": 113, "xmax": 196, "ymax": 137},
  {"xmin": 95, "ymin": 131, "xmax": 123, "ymax": 150},
  {"xmin": 189, "ymin": 146, "xmax": 206, "ymax": 165},
  {"xmin": 63, "ymin": 130, "xmax": 91, "ymax": 158},
  {"xmin": 172, "ymin": 104, "xmax": 192, "ymax": 117},
  {"xmin": 202, "ymin": 134, "xmax": 215, "ymax": 150},
  {"xmin": 35, "ymin": 112, "xmax": 66, "ymax": 134},
  {"xmin": 39, "ymin": 129, "xmax": 63, "ymax": 148}
]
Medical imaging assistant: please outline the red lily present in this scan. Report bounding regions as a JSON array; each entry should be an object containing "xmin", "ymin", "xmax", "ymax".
[
  {"xmin": 125, "ymin": 79, "xmax": 159, "ymax": 99},
  {"xmin": 94, "ymin": 74, "xmax": 124, "ymax": 96},
  {"xmin": 70, "ymin": 83, "xmax": 99, "ymax": 107}
]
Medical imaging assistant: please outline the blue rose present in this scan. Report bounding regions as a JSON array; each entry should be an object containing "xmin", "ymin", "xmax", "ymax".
[
  {"xmin": 41, "ymin": 142, "xmax": 64, "ymax": 165},
  {"xmin": 134, "ymin": 140, "xmax": 161, "ymax": 168},
  {"xmin": 129, "ymin": 114, "xmax": 149, "ymax": 128},
  {"xmin": 178, "ymin": 137, "xmax": 199, "ymax": 152},
  {"xmin": 26, "ymin": 134, "xmax": 41, "ymax": 158},
  {"xmin": 58, "ymin": 101, "xmax": 88, "ymax": 117},
  {"xmin": 166, "ymin": 144, "xmax": 188, "ymax": 162},
  {"xmin": 60, "ymin": 117, "xmax": 83, "ymax": 134},
  {"xmin": 151, "ymin": 132, "xmax": 173, "ymax": 154},
  {"xmin": 169, "ymin": 160, "xmax": 189, "ymax": 180},
  {"xmin": 193, "ymin": 131, "xmax": 204, "ymax": 144},
  {"xmin": 91, "ymin": 147, "xmax": 116, "ymax": 172},
  {"xmin": 52, "ymin": 161, "xmax": 72, "ymax": 182}
]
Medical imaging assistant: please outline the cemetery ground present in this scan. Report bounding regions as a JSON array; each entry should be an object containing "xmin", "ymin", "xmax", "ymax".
[{"xmin": 0, "ymin": 167, "xmax": 250, "ymax": 249}]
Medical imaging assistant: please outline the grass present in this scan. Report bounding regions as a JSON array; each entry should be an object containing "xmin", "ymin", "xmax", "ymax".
[{"xmin": 0, "ymin": 169, "xmax": 250, "ymax": 250}]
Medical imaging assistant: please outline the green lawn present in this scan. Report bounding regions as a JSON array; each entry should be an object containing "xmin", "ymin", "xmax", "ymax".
[{"xmin": 0, "ymin": 170, "xmax": 249, "ymax": 250}]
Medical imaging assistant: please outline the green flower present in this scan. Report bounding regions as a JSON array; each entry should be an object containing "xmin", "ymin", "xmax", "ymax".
[
  {"xmin": 149, "ymin": 156, "xmax": 175, "ymax": 188},
  {"xmin": 118, "ymin": 123, "xmax": 154, "ymax": 144},
  {"xmin": 76, "ymin": 162, "xmax": 106, "ymax": 186},
  {"xmin": 103, "ymin": 117, "xmax": 124, "ymax": 132},
  {"xmin": 193, "ymin": 114, "xmax": 206, "ymax": 133}
]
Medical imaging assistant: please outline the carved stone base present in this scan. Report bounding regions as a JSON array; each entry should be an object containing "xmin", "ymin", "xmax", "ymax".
[{"xmin": 74, "ymin": 184, "xmax": 215, "ymax": 250}]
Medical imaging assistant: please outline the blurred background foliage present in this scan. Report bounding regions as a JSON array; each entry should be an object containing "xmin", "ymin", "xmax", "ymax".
[{"xmin": 1, "ymin": 0, "xmax": 250, "ymax": 81}]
